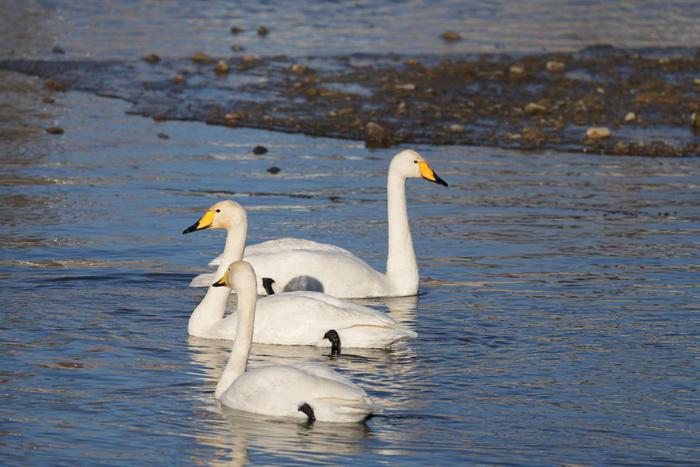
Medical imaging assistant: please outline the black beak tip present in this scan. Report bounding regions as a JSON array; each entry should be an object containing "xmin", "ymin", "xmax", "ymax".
[
  {"xmin": 434, "ymin": 174, "xmax": 448, "ymax": 187},
  {"xmin": 182, "ymin": 223, "xmax": 198, "ymax": 235}
]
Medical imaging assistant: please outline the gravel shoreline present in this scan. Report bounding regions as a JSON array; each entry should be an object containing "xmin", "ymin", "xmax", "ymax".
[{"xmin": 3, "ymin": 45, "xmax": 699, "ymax": 156}]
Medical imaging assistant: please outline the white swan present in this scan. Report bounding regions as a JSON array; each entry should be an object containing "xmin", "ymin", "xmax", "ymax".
[
  {"xmin": 213, "ymin": 260, "xmax": 376, "ymax": 423},
  {"xmin": 183, "ymin": 200, "xmax": 416, "ymax": 349},
  {"xmin": 191, "ymin": 149, "xmax": 448, "ymax": 298}
]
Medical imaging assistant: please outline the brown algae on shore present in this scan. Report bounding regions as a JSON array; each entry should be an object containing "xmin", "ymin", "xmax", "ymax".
[{"xmin": 3, "ymin": 46, "xmax": 700, "ymax": 156}]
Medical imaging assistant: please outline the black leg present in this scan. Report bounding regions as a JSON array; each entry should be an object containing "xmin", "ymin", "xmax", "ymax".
[
  {"xmin": 323, "ymin": 330, "xmax": 341, "ymax": 356},
  {"xmin": 262, "ymin": 278, "xmax": 275, "ymax": 295},
  {"xmin": 298, "ymin": 402, "xmax": 316, "ymax": 423}
]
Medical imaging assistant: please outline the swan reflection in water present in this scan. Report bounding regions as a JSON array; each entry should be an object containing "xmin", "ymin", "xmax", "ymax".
[{"xmin": 185, "ymin": 294, "xmax": 419, "ymax": 460}]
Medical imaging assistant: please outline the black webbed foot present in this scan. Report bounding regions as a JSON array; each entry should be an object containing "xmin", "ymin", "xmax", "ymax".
[
  {"xmin": 298, "ymin": 402, "xmax": 316, "ymax": 423},
  {"xmin": 262, "ymin": 278, "xmax": 275, "ymax": 295},
  {"xmin": 323, "ymin": 329, "xmax": 341, "ymax": 356}
]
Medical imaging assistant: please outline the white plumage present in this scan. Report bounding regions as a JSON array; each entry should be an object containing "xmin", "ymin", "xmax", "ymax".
[
  {"xmin": 192, "ymin": 149, "xmax": 448, "ymax": 298},
  {"xmin": 214, "ymin": 261, "xmax": 376, "ymax": 423},
  {"xmin": 183, "ymin": 201, "xmax": 416, "ymax": 348}
]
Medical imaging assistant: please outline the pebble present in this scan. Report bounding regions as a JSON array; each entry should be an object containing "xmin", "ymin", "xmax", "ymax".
[
  {"xmin": 586, "ymin": 127, "xmax": 611, "ymax": 139},
  {"xmin": 509, "ymin": 63, "xmax": 525, "ymax": 76},
  {"xmin": 157, "ymin": 133, "xmax": 170, "ymax": 140},
  {"xmin": 231, "ymin": 45, "xmax": 244, "ymax": 52},
  {"xmin": 521, "ymin": 127, "xmax": 545, "ymax": 143},
  {"xmin": 152, "ymin": 113, "xmax": 168, "ymax": 122},
  {"xmin": 172, "ymin": 75, "xmax": 186, "ymax": 85},
  {"xmin": 290, "ymin": 64, "xmax": 310, "ymax": 75},
  {"xmin": 524, "ymin": 102, "xmax": 547, "ymax": 115},
  {"xmin": 365, "ymin": 122, "xmax": 392, "ymax": 148},
  {"xmin": 242, "ymin": 55, "xmax": 258, "ymax": 64},
  {"xmin": 546, "ymin": 60, "xmax": 565, "ymax": 72},
  {"xmin": 694, "ymin": 77, "xmax": 700, "ymax": 86},
  {"xmin": 191, "ymin": 52, "xmax": 214, "ymax": 64},
  {"xmin": 440, "ymin": 31, "xmax": 462, "ymax": 42},
  {"xmin": 214, "ymin": 60, "xmax": 230, "ymax": 74},
  {"xmin": 624, "ymin": 112, "xmax": 636, "ymax": 122},
  {"xmin": 395, "ymin": 83, "xmax": 416, "ymax": 91},
  {"xmin": 42, "ymin": 97, "xmax": 55, "ymax": 104},
  {"xmin": 230, "ymin": 26, "xmax": 244, "ymax": 34},
  {"xmin": 266, "ymin": 166, "xmax": 281, "ymax": 174},
  {"xmin": 448, "ymin": 123, "xmax": 464, "ymax": 133},
  {"xmin": 692, "ymin": 112, "xmax": 700, "ymax": 130},
  {"xmin": 46, "ymin": 126, "xmax": 64, "ymax": 135},
  {"xmin": 143, "ymin": 54, "xmax": 161, "ymax": 64},
  {"xmin": 224, "ymin": 113, "xmax": 242, "ymax": 125},
  {"xmin": 257, "ymin": 26, "xmax": 269, "ymax": 36},
  {"xmin": 44, "ymin": 78, "xmax": 67, "ymax": 92},
  {"xmin": 52, "ymin": 45, "xmax": 65, "ymax": 54},
  {"xmin": 253, "ymin": 145, "xmax": 268, "ymax": 155}
]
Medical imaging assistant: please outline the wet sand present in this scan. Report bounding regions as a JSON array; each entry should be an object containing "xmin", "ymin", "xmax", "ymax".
[{"xmin": 2, "ymin": 46, "xmax": 700, "ymax": 156}]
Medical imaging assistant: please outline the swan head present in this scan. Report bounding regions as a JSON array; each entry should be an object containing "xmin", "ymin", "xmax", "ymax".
[
  {"xmin": 182, "ymin": 200, "xmax": 247, "ymax": 234},
  {"xmin": 390, "ymin": 149, "xmax": 448, "ymax": 187},
  {"xmin": 212, "ymin": 260, "xmax": 257, "ymax": 291}
]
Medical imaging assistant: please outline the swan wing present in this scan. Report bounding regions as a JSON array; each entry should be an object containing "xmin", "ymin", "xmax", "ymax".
[
  {"xmin": 222, "ymin": 364, "xmax": 375, "ymax": 423},
  {"xmin": 189, "ymin": 271, "xmax": 217, "ymax": 288},
  {"xmin": 207, "ymin": 237, "xmax": 355, "ymax": 267},
  {"xmin": 249, "ymin": 293, "xmax": 414, "ymax": 348},
  {"xmin": 192, "ymin": 293, "xmax": 414, "ymax": 347},
  {"xmin": 246, "ymin": 238, "xmax": 356, "ymax": 256},
  {"xmin": 246, "ymin": 249, "xmax": 387, "ymax": 298}
]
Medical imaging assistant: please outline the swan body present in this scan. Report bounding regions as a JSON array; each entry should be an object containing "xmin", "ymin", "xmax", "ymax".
[
  {"xmin": 190, "ymin": 238, "xmax": 354, "ymax": 288},
  {"xmin": 214, "ymin": 261, "xmax": 376, "ymax": 423},
  {"xmin": 191, "ymin": 149, "xmax": 448, "ymax": 298},
  {"xmin": 183, "ymin": 201, "xmax": 416, "ymax": 348},
  {"xmin": 192, "ymin": 290, "xmax": 415, "ymax": 347}
]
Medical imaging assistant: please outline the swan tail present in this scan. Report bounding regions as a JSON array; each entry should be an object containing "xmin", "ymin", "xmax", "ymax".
[
  {"xmin": 312, "ymin": 397, "xmax": 377, "ymax": 423},
  {"xmin": 338, "ymin": 326, "xmax": 418, "ymax": 349},
  {"xmin": 189, "ymin": 271, "xmax": 217, "ymax": 288}
]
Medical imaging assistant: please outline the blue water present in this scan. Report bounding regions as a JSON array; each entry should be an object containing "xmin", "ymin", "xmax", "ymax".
[
  {"xmin": 1, "ymin": 86, "xmax": 698, "ymax": 465},
  {"xmin": 2, "ymin": 1, "xmax": 700, "ymax": 464},
  {"xmin": 3, "ymin": 0, "xmax": 700, "ymax": 59}
]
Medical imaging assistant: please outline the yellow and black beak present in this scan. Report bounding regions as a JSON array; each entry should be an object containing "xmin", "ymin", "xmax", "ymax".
[
  {"xmin": 212, "ymin": 274, "xmax": 228, "ymax": 288},
  {"xmin": 183, "ymin": 210, "xmax": 215, "ymax": 234},
  {"xmin": 418, "ymin": 161, "xmax": 448, "ymax": 187}
]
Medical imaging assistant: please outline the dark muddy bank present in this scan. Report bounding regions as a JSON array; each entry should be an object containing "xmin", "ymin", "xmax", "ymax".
[{"xmin": 2, "ymin": 46, "xmax": 700, "ymax": 156}]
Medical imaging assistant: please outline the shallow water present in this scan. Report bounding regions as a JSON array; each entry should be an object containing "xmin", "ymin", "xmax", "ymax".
[
  {"xmin": 3, "ymin": 0, "xmax": 700, "ymax": 59},
  {"xmin": 1, "ymin": 79, "xmax": 699, "ymax": 464},
  {"xmin": 2, "ymin": 1, "xmax": 700, "ymax": 464}
]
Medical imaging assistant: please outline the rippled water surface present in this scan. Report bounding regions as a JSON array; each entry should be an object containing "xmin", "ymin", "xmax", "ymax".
[
  {"xmin": 3, "ymin": 0, "xmax": 700, "ymax": 59},
  {"xmin": 2, "ymin": 1, "xmax": 700, "ymax": 464},
  {"xmin": 1, "ymin": 80, "xmax": 699, "ymax": 464}
]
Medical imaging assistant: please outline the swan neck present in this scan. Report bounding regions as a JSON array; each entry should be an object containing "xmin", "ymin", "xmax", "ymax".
[
  {"xmin": 189, "ymin": 220, "xmax": 247, "ymax": 335},
  {"xmin": 217, "ymin": 221, "xmax": 247, "ymax": 278},
  {"xmin": 215, "ymin": 282, "xmax": 256, "ymax": 399},
  {"xmin": 386, "ymin": 171, "xmax": 418, "ymax": 291}
]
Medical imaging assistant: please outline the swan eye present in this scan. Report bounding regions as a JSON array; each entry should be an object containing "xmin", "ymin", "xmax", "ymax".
[
  {"xmin": 216, "ymin": 209, "xmax": 221, "ymax": 213},
  {"xmin": 414, "ymin": 160, "xmax": 418, "ymax": 164}
]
